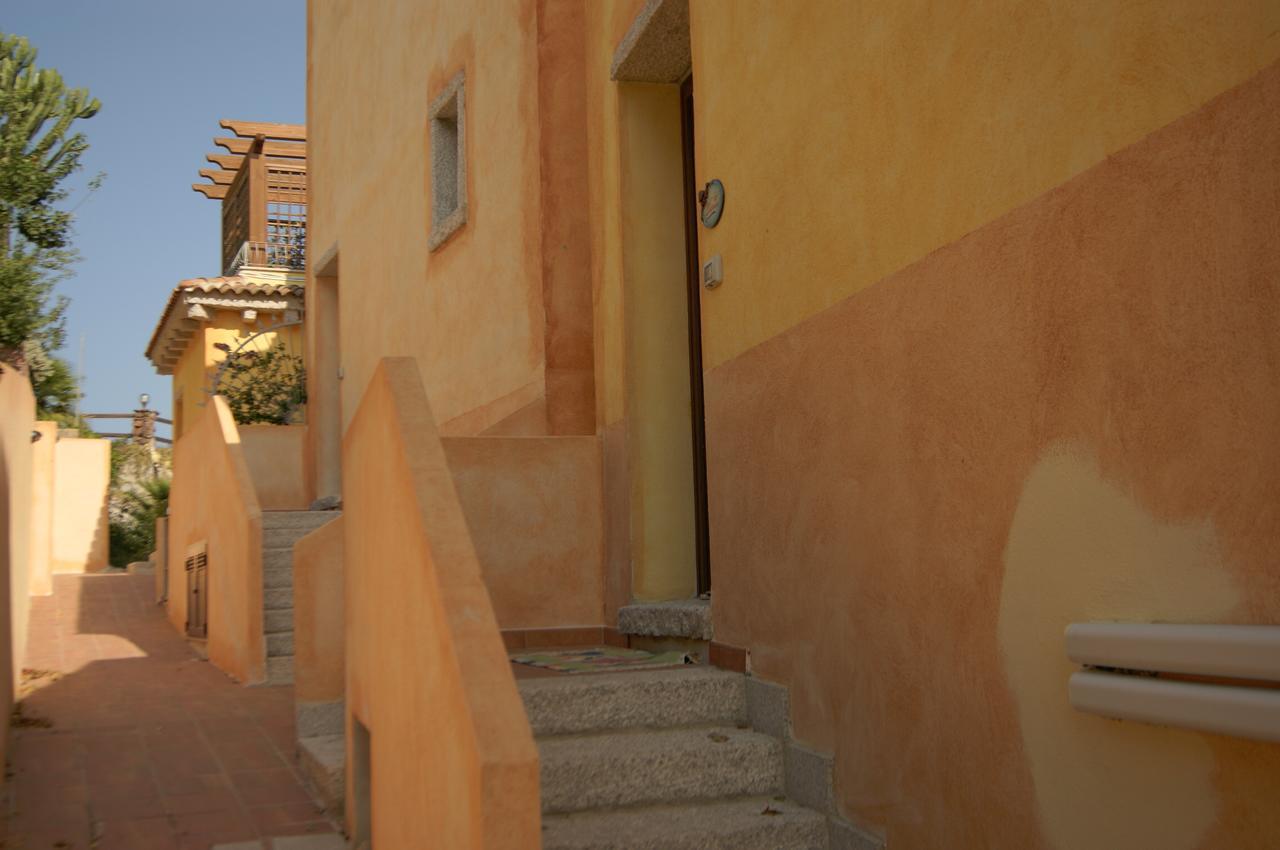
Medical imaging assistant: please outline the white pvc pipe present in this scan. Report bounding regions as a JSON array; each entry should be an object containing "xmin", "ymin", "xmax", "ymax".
[
  {"xmin": 1065, "ymin": 623, "xmax": 1280, "ymax": 682},
  {"xmin": 1069, "ymin": 671, "xmax": 1280, "ymax": 743}
]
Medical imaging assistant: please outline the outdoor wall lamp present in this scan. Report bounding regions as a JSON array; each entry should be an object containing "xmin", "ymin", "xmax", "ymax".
[{"xmin": 30, "ymin": 429, "xmax": 42, "ymax": 443}]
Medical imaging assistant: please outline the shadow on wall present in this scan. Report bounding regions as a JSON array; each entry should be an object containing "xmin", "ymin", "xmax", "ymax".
[
  {"xmin": 0, "ymin": 364, "xmax": 37, "ymax": 767},
  {"xmin": 0, "ymin": 400, "xmax": 17, "ymax": 761},
  {"xmin": 92, "ymin": 498, "xmax": 111, "ymax": 570}
]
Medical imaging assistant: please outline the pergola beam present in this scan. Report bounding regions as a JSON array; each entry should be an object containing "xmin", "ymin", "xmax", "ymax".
[
  {"xmin": 218, "ymin": 119, "xmax": 305, "ymax": 141},
  {"xmin": 213, "ymin": 137, "xmax": 306, "ymax": 158},
  {"xmin": 192, "ymin": 183, "xmax": 228, "ymax": 199},
  {"xmin": 199, "ymin": 168, "xmax": 237, "ymax": 186},
  {"xmin": 206, "ymin": 152, "xmax": 244, "ymax": 170}
]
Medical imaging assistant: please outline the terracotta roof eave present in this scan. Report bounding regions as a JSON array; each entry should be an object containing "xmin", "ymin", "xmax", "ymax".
[{"xmin": 144, "ymin": 276, "xmax": 305, "ymax": 370}]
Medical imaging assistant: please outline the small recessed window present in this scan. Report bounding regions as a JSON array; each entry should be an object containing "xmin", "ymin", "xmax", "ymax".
[{"xmin": 428, "ymin": 72, "xmax": 466, "ymax": 251}]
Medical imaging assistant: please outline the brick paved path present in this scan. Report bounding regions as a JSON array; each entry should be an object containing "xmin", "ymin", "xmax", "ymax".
[{"xmin": 3, "ymin": 573, "xmax": 341, "ymax": 850}]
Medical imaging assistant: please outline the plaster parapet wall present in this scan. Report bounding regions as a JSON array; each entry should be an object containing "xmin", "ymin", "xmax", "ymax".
[
  {"xmin": 344, "ymin": 358, "xmax": 540, "ymax": 848},
  {"xmin": 0, "ymin": 366, "xmax": 36, "ymax": 738},
  {"xmin": 293, "ymin": 514, "xmax": 344, "ymax": 704},
  {"xmin": 443, "ymin": 435, "xmax": 604, "ymax": 630},
  {"xmin": 50, "ymin": 437, "xmax": 109, "ymax": 574},
  {"xmin": 28, "ymin": 422, "xmax": 56, "ymax": 596},
  {"xmin": 240, "ymin": 424, "xmax": 309, "ymax": 510},
  {"xmin": 166, "ymin": 397, "xmax": 265, "ymax": 683}
]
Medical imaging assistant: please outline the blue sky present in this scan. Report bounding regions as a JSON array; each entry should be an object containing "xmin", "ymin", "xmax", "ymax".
[{"xmin": 5, "ymin": 1, "xmax": 306, "ymax": 438}]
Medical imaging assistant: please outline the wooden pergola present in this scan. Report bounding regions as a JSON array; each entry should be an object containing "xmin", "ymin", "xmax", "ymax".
[{"xmin": 192, "ymin": 120, "xmax": 308, "ymax": 275}]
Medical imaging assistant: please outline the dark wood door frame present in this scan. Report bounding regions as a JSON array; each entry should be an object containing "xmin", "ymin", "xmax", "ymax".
[{"xmin": 680, "ymin": 75, "xmax": 711, "ymax": 596}]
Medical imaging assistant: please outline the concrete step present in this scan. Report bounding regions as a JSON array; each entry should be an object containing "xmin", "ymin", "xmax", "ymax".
[
  {"xmin": 264, "ymin": 547, "xmax": 292, "ymax": 573},
  {"xmin": 262, "ymin": 510, "xmax": 341, "ymax": 530},
  {"xmin": 265, "ymin": 608, "xmax": 293, "ymax": 634},
  {"xmin": 539, "ymin": 726, "xmax": 782, "ymax": 814},
  {"xmin": 264, "ymin": 587, "xmax": 293, "ymax": 611},
  {"xmin": 264, "ymin": 526, "xmax": 314, "ymax": 549},
  {"xmin": 213, "ymin": 836, "xmax": 345, "ymax": 850},
  {"xmin": 267, "ymin": 631, "xmax": 294, "ymax": 657},
  {"xmin": 519, "ymin": 667, "xmax": 746, "ymax": 737},
  {"xmin": 618, "ymin": 598, "xmax": 713, "ymax": 641},
  {"xmin": 266, "ymin": 654, "xmax": 294, "ymax": 685},
  {"xmin": 297, "ymin": 699, "xmax": 345, "ymax": 738},
  {"xmin": 542, "ymin": 796, "xmax": 827, "ymax": 850},
  {"xmin": 264, "ymin": 565, "xmax": 293, "ymax": 589},
  {"xmin": 298, "ymin": 733, "xmax": 345, "ymax": 817}
]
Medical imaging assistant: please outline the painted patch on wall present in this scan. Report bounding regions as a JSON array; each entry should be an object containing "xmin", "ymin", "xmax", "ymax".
[{"xmin": 999, "ymin": 445, "xmax": 1238, "ymax": 850}]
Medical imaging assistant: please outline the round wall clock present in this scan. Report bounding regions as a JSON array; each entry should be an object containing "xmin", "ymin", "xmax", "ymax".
[{"xmin": 699, "ymin": 179, "xmax": 725, "ymax": 228}]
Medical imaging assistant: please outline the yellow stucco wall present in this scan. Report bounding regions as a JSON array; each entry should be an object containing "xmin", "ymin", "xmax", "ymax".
[
  {"xmin": 692, "ymin": 11, "xmax": 1280, "ymax": 846},
  {"xmin": 171, "ymin": 312, "xmax": 305, "ymax": 440},
  {"xmin": 50, "ymin": 437, "xmax": 110, "ymax": 574},
  {"xmin": 687, "ymin": 0, "xmax": 1280, "ymax": 368},
  {"xmin": 28, "ymin": 422, "xmax": 56, "ymax": 596}
]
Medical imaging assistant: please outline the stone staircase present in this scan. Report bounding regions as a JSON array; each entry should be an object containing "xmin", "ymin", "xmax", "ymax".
[
  {"xmin": 261, "ymin": 511, "xmax": 336, "ymax": 685},
  {"xmin": 521, "ymin": 667, "xmax": 831, "ymax": 849}
]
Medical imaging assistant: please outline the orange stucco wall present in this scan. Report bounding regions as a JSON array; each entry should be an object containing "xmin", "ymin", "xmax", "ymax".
[
  {"xmin": 50, "ymin": 437, "xmax": 110, "ymax": 574},
  {"xmin": 343, "ymin": 358, "xmax": 539, "ymax": 848},
  {"xmin": 309, "ymin": 0, "xmax": 549, "ymax": 437},
  {"xmin": 0, "ymin": 366, "xmax": 37, "ymax": 739},
  {"xmin": 167, "ymin": 397, "xmax": 265, "ymax": 684},
  {"xmin": 306, "ymin": 3, "xmax": 1280, "ymax": 847},
  {"xmin": 240, "ymin": 424, "xmax": 309, "ymax": 510},
  {"xmin": 443, "ymin": 436, "xmax": 604, "ymax": 629},
  {"xmin": 704, "ymin": 60, "xmax": 1280, "ymax": 850},
  {"xmin": 294, "ymin": 514, "xmax": 344, "ymax": 704}
]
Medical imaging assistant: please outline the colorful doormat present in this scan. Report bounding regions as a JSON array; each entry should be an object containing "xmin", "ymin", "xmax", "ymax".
[{"xmin": 511, "ymin": 646, "xmax": 693, "ymax": 674}]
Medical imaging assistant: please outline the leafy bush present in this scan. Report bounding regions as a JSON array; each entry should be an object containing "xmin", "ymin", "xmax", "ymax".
[
  {"xmin": 218, "ymin": 339, "xmax": 306, "ymax": 425},
  {"xmin": 108, "ymin": 475, "xmax": 169, "ymax": 568},
  {"xmin": 108, "ymin": 442, "xmax": 171, "ymax": 568}
]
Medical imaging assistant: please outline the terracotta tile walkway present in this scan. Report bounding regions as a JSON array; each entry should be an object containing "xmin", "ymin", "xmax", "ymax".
[{"xmin": 3, "ymin": 573, "xmax": 341, "ymax": 850}]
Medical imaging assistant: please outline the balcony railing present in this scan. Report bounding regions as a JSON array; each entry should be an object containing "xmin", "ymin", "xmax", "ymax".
[{"xmin": 227, "ymin": 239, "xmax": 306, "ymax": 275}]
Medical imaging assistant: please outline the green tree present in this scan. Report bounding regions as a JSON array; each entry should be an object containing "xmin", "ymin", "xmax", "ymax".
[
  {"xmin": 22, "ymin": 337, "xmax": 78, "ymax": 416},
  {"xmin": 0, "ymin": 33, "xmax": 100, "ymax": 368}
]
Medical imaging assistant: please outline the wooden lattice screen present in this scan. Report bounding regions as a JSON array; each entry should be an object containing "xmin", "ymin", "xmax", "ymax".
[{"xmin": 265, "ymin": 162, "xmax": 307, "ymax": 268}]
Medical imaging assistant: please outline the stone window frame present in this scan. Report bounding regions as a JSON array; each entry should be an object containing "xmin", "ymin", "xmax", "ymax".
[{"xmin": 427, "ymin": 71, "xmax": 467, "ymax": 251}]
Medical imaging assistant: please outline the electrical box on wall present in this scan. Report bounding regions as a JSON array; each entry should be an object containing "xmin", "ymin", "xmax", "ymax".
[{"xmin": 702, "ymin": 254, "xmax": 723, "ymax": 289}]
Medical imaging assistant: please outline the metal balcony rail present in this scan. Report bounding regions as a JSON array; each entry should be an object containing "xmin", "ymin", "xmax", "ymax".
[{"xmin": 227, "ymin": 239, "xmax": 306, "ymax": 274}]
